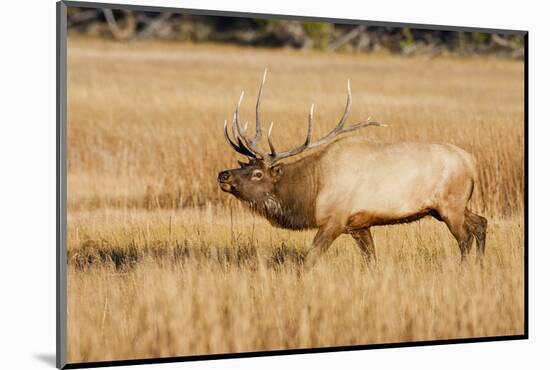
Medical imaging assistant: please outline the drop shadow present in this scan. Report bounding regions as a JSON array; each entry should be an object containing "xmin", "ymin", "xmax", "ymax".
[{"xmin": 34, "ymin": 353, "xmax": 56, "ymax": 367}]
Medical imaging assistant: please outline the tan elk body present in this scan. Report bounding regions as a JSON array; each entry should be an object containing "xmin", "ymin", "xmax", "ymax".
[{"xmin": 218, "ymin": 71, "xmax": 487, "ymax": 269}]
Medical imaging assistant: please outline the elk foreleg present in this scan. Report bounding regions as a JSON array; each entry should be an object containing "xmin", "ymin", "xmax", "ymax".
[
  {"xmin": 302, "ymin": 222, "xmax": 343, "ymax": 271},
  {"xmin": 351, "ymin": 228, "xmax": 377, "ymax": 263}
]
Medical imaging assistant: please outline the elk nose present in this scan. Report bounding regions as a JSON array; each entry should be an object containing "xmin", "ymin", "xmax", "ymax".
[{"xmin": 218, "ymin": 171, "xmax": 232, "ymax": 183}]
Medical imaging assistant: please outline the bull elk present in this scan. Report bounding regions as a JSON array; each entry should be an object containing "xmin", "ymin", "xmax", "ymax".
[{"xmin": 217, "ymin": 70, "xmax": 487, "ymax": 269}]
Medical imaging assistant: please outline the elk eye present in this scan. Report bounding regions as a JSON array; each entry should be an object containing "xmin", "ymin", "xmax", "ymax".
[{"xmin": 252, "ymin": 171, "xmax": 263, "ymax": 180}]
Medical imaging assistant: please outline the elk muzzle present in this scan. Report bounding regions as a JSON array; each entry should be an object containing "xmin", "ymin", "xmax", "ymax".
[{"xmin": 217, "ymin": 170, "xmax": 234, "ymax": 192}]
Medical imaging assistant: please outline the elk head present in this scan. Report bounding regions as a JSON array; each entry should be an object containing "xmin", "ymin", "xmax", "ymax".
[
  {"xmin": 217, "ymin": 158, "xmax": 284, "ymax": 203},
  {"xmin": 217, "ymin": 69, "xmax": 385, "ymax": 203}
]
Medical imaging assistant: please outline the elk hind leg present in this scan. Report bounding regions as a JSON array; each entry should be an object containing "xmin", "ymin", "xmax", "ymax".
[
  {"xmin": 440, "ymin": 207, "xmax": 473, "ymax": 261},
  {"xmin": 350, "ymin": 228, "xmax": 376, "ymax": 263},
  {"xmin": 465, "ymin": 209, "xmax": 488, "ymax": 257}
]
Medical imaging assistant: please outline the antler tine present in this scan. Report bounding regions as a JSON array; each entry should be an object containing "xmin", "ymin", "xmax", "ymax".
[
  {"xmin": 231, "ymin": 112, "xmax": 240, "ymax": 145},
  {"xmin": 231, "ymin": 111, "xmax": 252, "ymax": 154},
  {"xmin": 314, "ymin": 80, "xmax": 351, "ymax": 142},
  {"xmin": 305, "ymin": 103, "xmax": 314, "ymax": 146},
  {"xmin": 233, "ymin": 91, "xmax": 251, "ymax": 148},
  {"xmin": 328, "ymin": 79, "xmax": 352, "ymax": 136},
  {"xmin": 223, "ymin": 119, "xmax": 257, "ymax": 158},
  {"xmin": 342, "ymin": 119, "xmax": 387, "ymax": 132},
  {"xmin": 264, "ymin": 103, "xmax": 315, "ymax": 163},
  {"xmin": 234, "ymin": 90, "xmax": 245, "ymax": 131},
  {"xmin": 252, "ymin": 68, "xmax": 267, "ymax": 145},
  {"xmin": 223, "ymin": 120, "xmax": 236, "ymax": 148},
  {"xmin": 267, "ymin": 122, "xmax": 276, "ymax": 155}
]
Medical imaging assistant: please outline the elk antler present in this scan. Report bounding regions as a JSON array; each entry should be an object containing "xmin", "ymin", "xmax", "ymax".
[
  {"xmin": 223, "ymin": 69, "xmax": 269, "ymax": 160},
  {"xmin": 267, "ymin": 80, "xmax": 386, "ymax": 164},
  {"xmin": 223, "ymin": 71, "xmax": 386, "ymax": 164}
]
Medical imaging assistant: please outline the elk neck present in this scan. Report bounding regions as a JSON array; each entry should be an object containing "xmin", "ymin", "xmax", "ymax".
[{"xmin": 262, "ymin": 152, "xmax": 322, "ymax": 230}]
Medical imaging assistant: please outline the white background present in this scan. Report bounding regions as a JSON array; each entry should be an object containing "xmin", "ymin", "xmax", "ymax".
[{"xmin": 0, "ymin": 0, "xmax": 547, "ymax": 369}]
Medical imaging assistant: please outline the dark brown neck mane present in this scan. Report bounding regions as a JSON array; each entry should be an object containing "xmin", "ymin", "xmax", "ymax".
[{"xmin": 249, "ymin": 153, "xmax": 322, "ymax": 230}]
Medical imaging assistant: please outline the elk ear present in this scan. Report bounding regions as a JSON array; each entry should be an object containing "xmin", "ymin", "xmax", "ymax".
[{"xmin": 270, "ymin": 164, "xmax": 284, "ymax": 181}]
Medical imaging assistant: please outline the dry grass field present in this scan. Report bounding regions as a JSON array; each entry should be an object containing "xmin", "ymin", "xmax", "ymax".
[{"xmin": 66, "ymin": 37, "xmax": 525, "ymax": 363}]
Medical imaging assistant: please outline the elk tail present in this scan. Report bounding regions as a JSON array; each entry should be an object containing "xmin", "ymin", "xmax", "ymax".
[
  {"xmin": 468, "ymin": 153, "xmax": 484, "ymax": 211},
  {"xmin": 455, "ymin": 145, "xmax": 483, "ymax": 209}
]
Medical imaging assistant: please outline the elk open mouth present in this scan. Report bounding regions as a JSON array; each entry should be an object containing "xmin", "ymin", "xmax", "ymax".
[{"xmin": 219, "ymin": 182, "xmax": 234, "ymax": 193}]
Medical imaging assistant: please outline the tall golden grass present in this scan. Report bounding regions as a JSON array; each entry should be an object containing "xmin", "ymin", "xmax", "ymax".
[{"xmin": 66, "ymin": 37, "xmax": 525, "ymax": 363}]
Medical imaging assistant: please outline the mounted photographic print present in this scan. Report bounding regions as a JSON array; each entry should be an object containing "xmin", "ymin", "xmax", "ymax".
[{"xmin": 56, "ymin": 1, "xmax": 527, "ymax": 368}]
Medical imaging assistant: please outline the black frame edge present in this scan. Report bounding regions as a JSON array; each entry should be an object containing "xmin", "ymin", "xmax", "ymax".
[
  {"xmin": 63, "ymin": 335, "xmax": 528, "ymax": 369},
  {"xmin": 523, "ymin": 32, "xmax": 529, "ymax": 339},
  {"xmin": 57, "ymin": 1, "xmax": 68, "ymax": 369}
]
